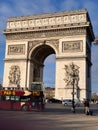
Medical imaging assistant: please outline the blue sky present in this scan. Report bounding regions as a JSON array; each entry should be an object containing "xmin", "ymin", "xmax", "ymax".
[{"xmin": 0, "ymin": 0, "xmax": 98, "ymax": 92}]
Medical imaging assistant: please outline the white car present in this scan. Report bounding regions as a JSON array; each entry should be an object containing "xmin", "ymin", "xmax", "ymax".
[{"xmin": 62, "ymin": 99, "xmax": 80, "ymax": 107}]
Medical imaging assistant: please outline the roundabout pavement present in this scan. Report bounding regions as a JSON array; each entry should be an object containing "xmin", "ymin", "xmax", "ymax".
[{"xmin": 0, "ymin": 103, "xmax": 98, "ymax": 130}]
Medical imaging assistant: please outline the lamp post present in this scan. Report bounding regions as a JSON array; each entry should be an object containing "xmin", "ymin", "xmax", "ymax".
[
  {"xmin": 71, "ymin": 63, "xmax": 77, "ymax": 113},
  {"xmin": 72, "ymin": 73, "xmax": 75, "ymax": 113}
]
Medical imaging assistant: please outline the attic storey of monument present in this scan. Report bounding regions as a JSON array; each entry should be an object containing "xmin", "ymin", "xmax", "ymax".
[{"xmin": 3, "ymin": 9, "xmax": 95, "ymax": 100}]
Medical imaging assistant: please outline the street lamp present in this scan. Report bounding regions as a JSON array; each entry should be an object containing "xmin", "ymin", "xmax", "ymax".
[
  {"xmin": 70, "ymin": 63, "xmax": 78, "ymax": 113},
  {"xmin": 71, "ymin": 73, "xmax": 75, "ymax": 113}
]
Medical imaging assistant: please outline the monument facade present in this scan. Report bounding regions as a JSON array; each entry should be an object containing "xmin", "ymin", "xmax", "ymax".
[{"xmin": 3, "ymin": 9, "xmax": 95, "ymax": 100}]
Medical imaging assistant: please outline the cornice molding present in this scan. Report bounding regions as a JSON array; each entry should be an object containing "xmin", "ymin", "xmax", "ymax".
[
  {"xmin": 56, "ymin": 56, "xmax": 87, "ymax": 60},
  {"xmin": 4, "ymin": 58, "xmax": 28, "ymax": 62}
]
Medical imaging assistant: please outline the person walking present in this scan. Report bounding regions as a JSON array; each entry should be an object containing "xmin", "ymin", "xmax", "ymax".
[{"xmin": 84, "ymin": 99, "xmax": 90, "ymax": 115}]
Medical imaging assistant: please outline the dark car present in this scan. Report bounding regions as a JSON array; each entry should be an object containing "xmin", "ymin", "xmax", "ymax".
[{"xmin": 47, "ymin": 98, "xmax": 62, "ymax": 103}]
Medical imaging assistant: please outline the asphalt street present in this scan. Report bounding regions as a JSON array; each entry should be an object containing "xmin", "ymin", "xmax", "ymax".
[{"xmin": 0, "ymin": 103, "xmax": 98, "ymax": 130}]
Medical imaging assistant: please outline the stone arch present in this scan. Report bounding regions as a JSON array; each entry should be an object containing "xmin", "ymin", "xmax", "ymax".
[
  {"xmin": 28, "ymin": 40, "xmax": 58, "ymax": 60},
  {"xmin": 28, "ymin": 42, "xmax": 56, "ymax": 85},
  {"xmin": 3, "ymin": 9, "xmax": 95, "ymax": 100}
]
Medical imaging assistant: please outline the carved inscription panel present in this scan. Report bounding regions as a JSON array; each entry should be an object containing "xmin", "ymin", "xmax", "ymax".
[
  {"xmin": 62, "ymin": 41, "xmax": 83, "ymax": 52},
  {"xmin": 8, "ymin": 44, "xmax": 25, "ymax": 55}
]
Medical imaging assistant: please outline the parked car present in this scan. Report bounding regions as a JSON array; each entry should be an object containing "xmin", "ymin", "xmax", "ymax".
[
  {"xmin": 62, "ymin": 99, "xmax": 80, "ymax": 107},
  {"xmin": 47, "ymin": 98, "xmax": 62, "ymax": 103}
]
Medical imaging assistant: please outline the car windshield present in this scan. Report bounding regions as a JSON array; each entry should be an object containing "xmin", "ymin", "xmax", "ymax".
[{"xmin": 31, "ymin": 84, "xmax": 42, "ymax": 90}]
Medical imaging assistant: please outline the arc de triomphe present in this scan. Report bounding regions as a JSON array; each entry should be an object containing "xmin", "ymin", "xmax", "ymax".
[{"xmin": 3, "ymin": 9, "xmax": 94, "ymax": 100}]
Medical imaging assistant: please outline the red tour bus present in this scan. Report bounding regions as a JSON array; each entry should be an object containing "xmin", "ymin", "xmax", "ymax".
[{"xmin": 0, "ymin": 82, "xmax": 45, "ymax": 111}]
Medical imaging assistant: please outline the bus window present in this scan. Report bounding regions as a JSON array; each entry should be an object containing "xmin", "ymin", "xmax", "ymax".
[
  {"xmin": 5, "ymin": 96, "xmax": 10, "ymax": 101},
  {"xmin": 15, "ymin": 96, "xmax": 20, "ymax": 101},
  {"xmin": 10, "ymin": 96, "xmax": 20, "ymax": 101},
  {"xmin": 10, "ymin": 96, "xmax": 15, "ymax": 101},
  {"xmin": 20, "ymin": 96, "xmax": 30, "ymax": 102}
]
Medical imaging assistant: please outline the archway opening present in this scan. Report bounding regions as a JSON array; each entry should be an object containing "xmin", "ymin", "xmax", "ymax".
[
  {"xmin": 43, "ymin": 54, "xmax": 56, "ymax": 88},
  {"xmin": 30, "ymin": 44, "xmax": 56, "ymax": 85}
]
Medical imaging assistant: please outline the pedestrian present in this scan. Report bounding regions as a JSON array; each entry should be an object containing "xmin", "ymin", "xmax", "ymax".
[{"xmin": 84, "ymin": 99, "xmax": 90, "ymax": 115}]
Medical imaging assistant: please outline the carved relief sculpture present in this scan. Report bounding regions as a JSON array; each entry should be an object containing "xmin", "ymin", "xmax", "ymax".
[
  {"xmin": 62, "ymin": 41, "xmax": 83, "ymax": 52},
  {"xmin": 6, "ymin": 27, "xmax": 86, "ymax": 41},
  {"xmin": 6, "ymin": 13, "xmax": 86, "ymax": 29},
  {"xmin": 28, "ymin": 39, "xmax": 59, "ymax": 53},
  {"xmin": 64, "ymin": 62, "xmax": 79, "ymax": 87},
  {"xmin": 8, "ymin": 44, "xmax": 25, "ymax": 55},
  {"xmin": 8, "ymin": 65, "xmax": 21, "ymax": 87}
]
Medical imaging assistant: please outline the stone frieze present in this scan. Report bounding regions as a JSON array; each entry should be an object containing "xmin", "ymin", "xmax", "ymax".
[
  {"xmin": 6, "ymin": 27, "xmax": 86, "ymax": 40},
  {"xmin": 8, "ymin": 44, "xmax": 25, "ymax": 55},
  {"xmin": 7, "ymin": 13, "xmax": 86, "ymax": 29},
  {"xmin": 62, "ymin": 40, "xmax": 83, "ymax": 52}
]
